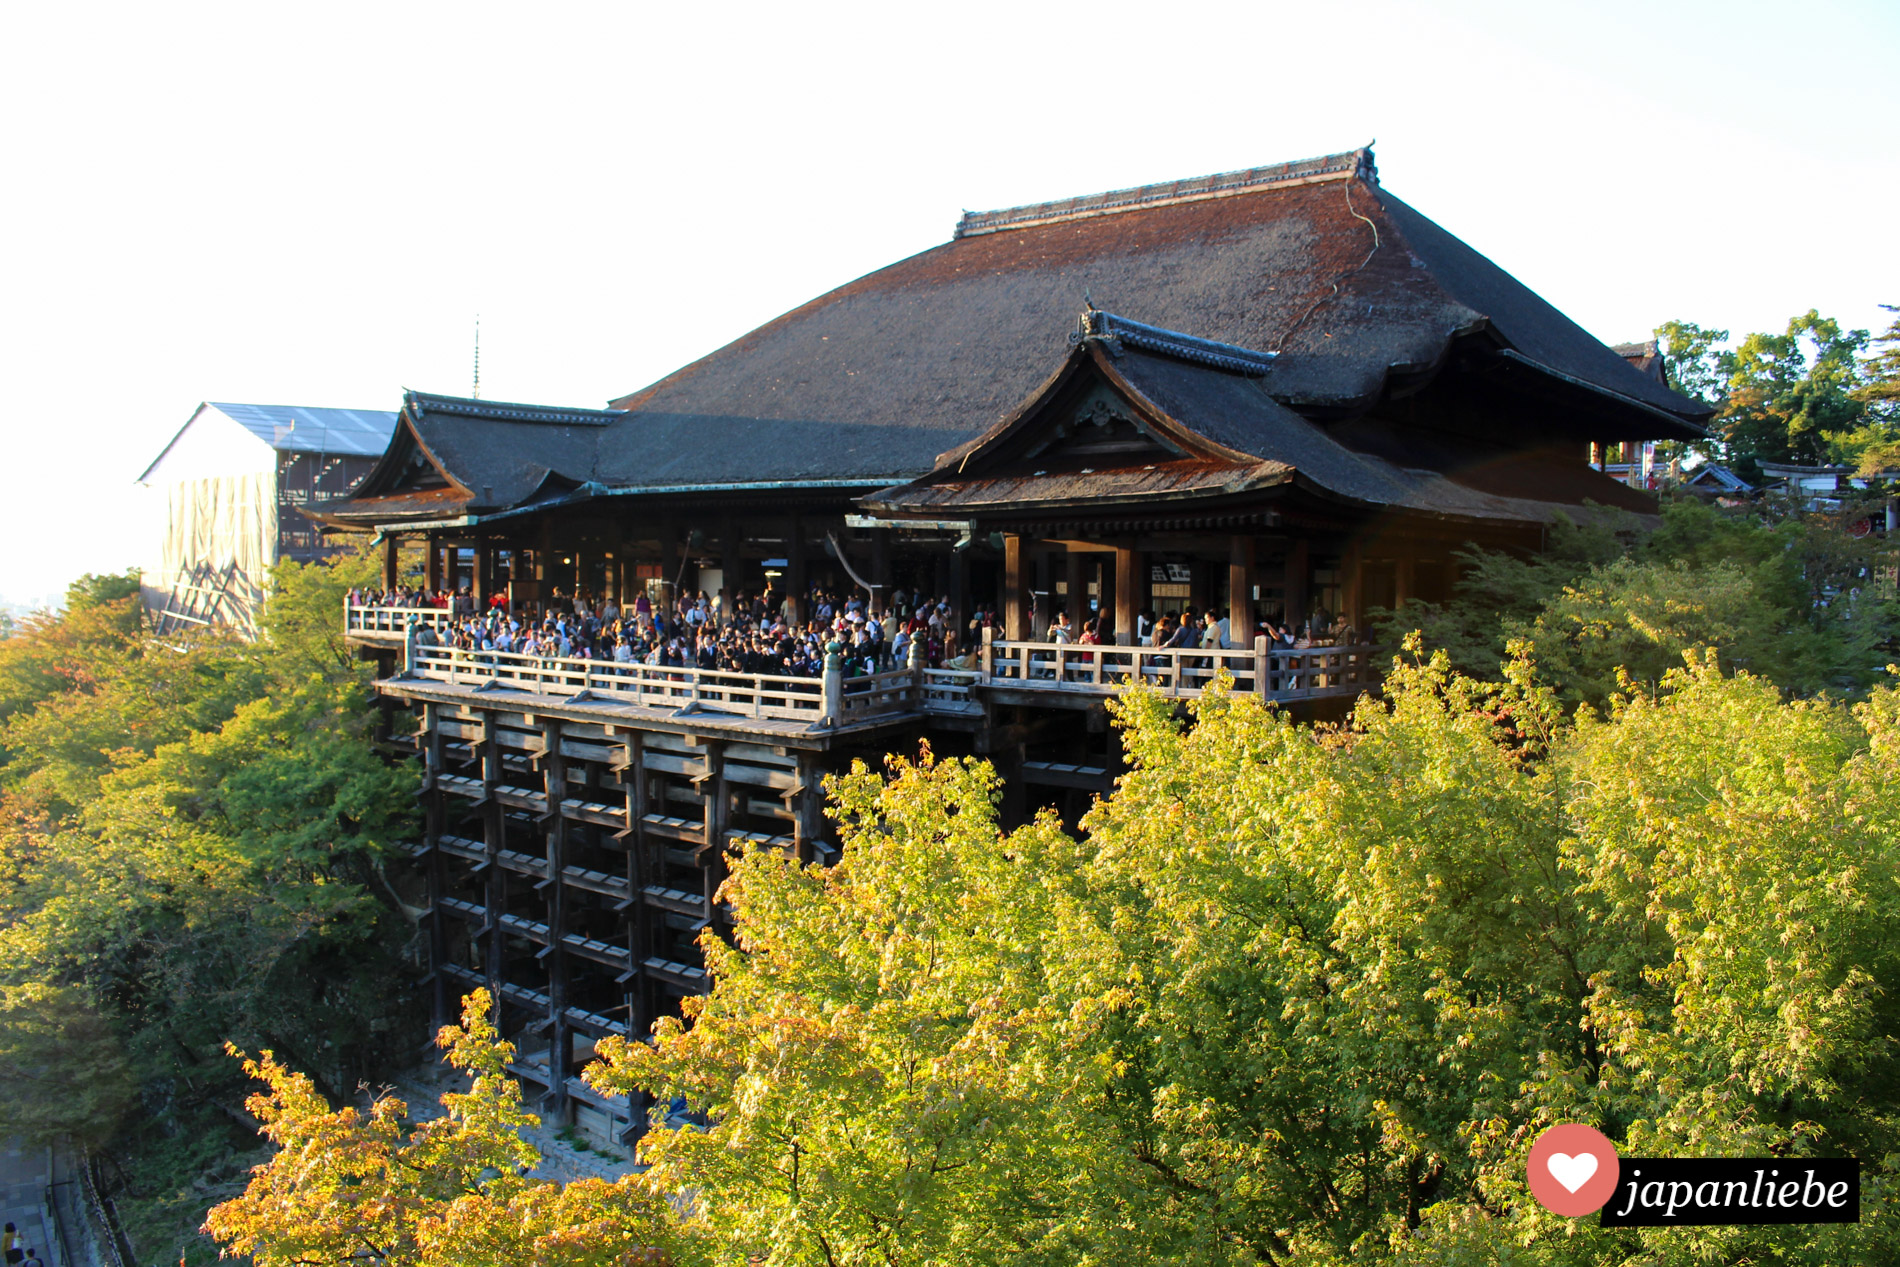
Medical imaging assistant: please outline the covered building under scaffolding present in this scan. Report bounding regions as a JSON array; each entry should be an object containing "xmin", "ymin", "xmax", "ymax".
[
  {"xmin": 140, "ymin": 401, "xmax": 396, "ymax": 635},
  {"xmin": 320, "ymin": 147, "xmax": 1709, "ymax": 1145}
]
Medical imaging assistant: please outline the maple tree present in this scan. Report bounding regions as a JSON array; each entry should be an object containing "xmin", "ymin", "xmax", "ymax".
[{"xmin": 206, "ymin": 988, "xmax": 676, "ymax": 1267}]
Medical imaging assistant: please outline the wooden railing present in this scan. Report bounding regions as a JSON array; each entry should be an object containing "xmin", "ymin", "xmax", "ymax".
[
  {"xmin": 411, "ymin": 644, "xmax": 833, "ymax": 723},
  {"xmin": 920, "ymin": 668, "xmax": 983, "ymax": 715},
  {"xmin": 346, "ymin": 604, "xmax": 454, "ymax": 638},
  {"xmin": 838, "ymin": 667, "xmax": 919, "ymax": 722},
  {"xmin": 355, "ymin": 605, "xmax": 1380, "ymax": 720},
  {"xmin": 983, "ymin": 636, "xmax": 1378, "ymax": 702}
]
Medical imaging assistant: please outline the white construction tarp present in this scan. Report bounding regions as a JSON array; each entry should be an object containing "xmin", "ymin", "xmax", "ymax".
[{"xmin": 143, "ymin": 471, "xmax": 276, "ymax": 635}]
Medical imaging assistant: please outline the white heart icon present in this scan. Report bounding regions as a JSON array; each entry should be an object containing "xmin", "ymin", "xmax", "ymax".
[{"xmin": 1547, "ymin": 1151, "xmax": 1598, "ymax": 1193}]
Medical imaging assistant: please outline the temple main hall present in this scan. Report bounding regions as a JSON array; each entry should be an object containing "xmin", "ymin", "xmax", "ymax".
[{"xmin": 321, "ymin": 147, "xmax": 1709, "ymax": 1143}]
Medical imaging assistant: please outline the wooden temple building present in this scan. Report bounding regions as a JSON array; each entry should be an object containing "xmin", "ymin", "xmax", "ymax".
[{"xmin": 321, "ymin": 147, "xmax": 1709, "ymax": 1144}]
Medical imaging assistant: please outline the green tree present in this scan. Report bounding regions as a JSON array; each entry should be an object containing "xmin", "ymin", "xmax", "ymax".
[
  {"xmin": 1656, "ymin": 318, "xmax": 1730, "ymax": 409},
  {"xmin": 0, "ymin": 982, "xmax": 135, "ymax": 1151},
  {"xmin": 589, "ymin": 750, "xmax": 1159, "ymax": 1265},
  {"xmin": 1846, "ymin": 305, "xmax": 1900, "ymax": 474},
  {"xmin": 218, "ymin": 653, "xmax": 1900, "ymax": 1264},
  {"xmin": 1660, "ymin": 312, "xmax": 1870, "ymax": 481},
  {"xmin": 1386, "ymin": 496, "xmax": 1900, "ymax": 708},
  {"xmin": 0, "ymin": 546, "xmax": 418, "ymax": 1260}
]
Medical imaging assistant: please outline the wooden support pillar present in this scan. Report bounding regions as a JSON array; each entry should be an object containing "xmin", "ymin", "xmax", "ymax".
[
  {"xmin": 1114, "ymin": 544, "xmax": 1140, "ymax": 645},
  {"xmin": 1394, "ymin": 549, "xmax": 1416, "ymax": 613},
  {"xmin": 792, "ymin": 751, "xmax": 822, "ymax": 866},
  {"xmin": 541, "ymin": 718, "xmax": 572, "ymax": 1123},
  {"xmin": 1004, "ymin": 534, "xmax": 1026, "ymax": 642},
  {"xmin": 721, "ymin": 516, "xmax": 740, "ymax": 611},
  {"xmin": 948, "ymin": 552, "xmax": 966, "ymax": 630},
  {"xmin": 481, "ymin": 708, "xmax": 507, "ymax": 1007},
  {"xmin": 1228, "ymin": 535, "xmax": 1255, "ymax": 644},
  {"xmin": 700, "ymin": 741, "xmax": 728, "ymax": 914},
  {"xmin": 1065, "ymin": 550, "xmax": 1088, "ymax": 626},
  {"xmin": 618, "ymin": 729, "xmax": 650, "ymax": 1038},
  {"xmin": 1342, "ymin": 540, "xmax": 1364, "ymax": 634},
  {"xmin": 995, "ymin": 732, "xmax": 1027, "ymax": 830},
  {"xmin": 474, "ymin": 543, "xmax": 491, "ymax": 607},
  {"xmin": 871, "ymin": 528, "xmax": 892, "ymax": 615},
  {"xmin": 426, "ymin": 540, "xmax": 442, "ymax": 594},
  {"xmin": 787, "ymin": 514, "xmax": 806, "ymax": 625},
  {"xmin": 421, "ymin": 702, "xmax": 448, "ymax": 1032},
  {"xmin": 1285, "ymin": 538, "xmax": 1310, "ymax": 631},
  {"xmin": 383, "ymin": 534, "xmax": 399, "ymax": 592},
  {"xmin": 532, "ymin": 517, "xmax": 555, "ymax": 612},
  {"xmin": 656, "ymin": 517, "xmax": 677, "ymax": 617}
]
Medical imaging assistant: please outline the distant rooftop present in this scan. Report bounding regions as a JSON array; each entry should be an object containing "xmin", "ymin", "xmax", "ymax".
[{"xmin": 954, "ymin": 147, "xmax": 1375, "ymax": 239}]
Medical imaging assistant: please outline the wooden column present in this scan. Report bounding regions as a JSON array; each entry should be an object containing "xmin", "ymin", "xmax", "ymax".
[
  {"xmin": 1394, "ymin": 549, "xmax": 1416, "ymax": 613},
  {"xmin": 787, "ymin": 515, "xmax": 806, "ymax": 624},
  {"xmin": 541, "ymin": 719, "xmax": 574, "ymax": 1122},
  {"xmin": 531, "ymin": 517, "xmax": 555, "ymax": 612},
  {"xmin": 721, "ymin": 516, "xmax": 740, "ymax": 611},
  {"xmin": 1285, "ymin": 538, "xmax": 1310, "ymax": 631},
  {"xmin": 1114, "ymin": 544, "xmax": 1140, "ymax": 645},
  {"xmin": 657, "ymin": 517, "xmax": 677, "ymax": 617},
  {"xmin": 1228, "ymin": 535, "xmax": 1255, "ymax": 644},
  {"xmin": 481, "ymin": 707, "xmax": 507, "ymax": 1010},
  {"xmin": 617, "ymin": 729, "xmax": 650, "ymax": 1040},
  {"xmin": 1030, "ymin": 548, "xmax": 1050, "ymax": 637},
  {"xmin": 383, "ymin": 534, "xmax": 399, "ymax": 591},
  {"xmin": 1004, "ymin": 534, "xmax": 1026, "ymax": 642},
  {"xmin": 700, "ymin": 741, "xmax": 728, "ymax": 913},
  {"xmin": 995, "ymin": 732, "xmax": 1027, "ymax": 829},
  {"xmin": 421, "ymin": 703, "xmax": 448, "ymax": 1031},
  {"xmin": 792, "ymin": 751, "xmax": 822, "ymax": 866},
  {"xmin": 1343, "ymin": 540, "xmax": 1364, "ymax": 634},
  {"xmin": 870, "ymin": 528, "xmax": 892, "ymax": 615},
  {"xmin": 426, "ymin": 541, "xmax": 442, "ymax": 594},
  {"xmin": 1065, "ymin": 549, "xmax": 1088, "ymax": 626}
]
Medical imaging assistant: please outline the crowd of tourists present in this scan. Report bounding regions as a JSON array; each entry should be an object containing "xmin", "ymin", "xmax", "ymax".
[
  {"xmin": 347, "ymin": 585, "xmax": 971, "ymax": 678},
  {"xmin": 347, "ymin": 583, "xmax": 1357, "ymax": 681}
]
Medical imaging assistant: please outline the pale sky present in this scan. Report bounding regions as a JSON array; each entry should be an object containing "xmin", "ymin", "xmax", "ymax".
[{"xmin": 2, "ymin": 0, "xmax": 1895, "ymax": 603}]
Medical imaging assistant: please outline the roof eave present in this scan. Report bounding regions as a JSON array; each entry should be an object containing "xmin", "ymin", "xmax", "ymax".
[{"xmin": 1497, "ymin": 350, "xmax": 1711, "ymax": 440}]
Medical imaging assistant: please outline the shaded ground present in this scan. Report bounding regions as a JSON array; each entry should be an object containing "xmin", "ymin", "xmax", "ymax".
[{"xmin": 0, "ymin": 1142, "xmax": 57, "ymax": 1265}]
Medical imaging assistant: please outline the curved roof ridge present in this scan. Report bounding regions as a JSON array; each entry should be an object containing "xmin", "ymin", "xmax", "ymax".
[
  {"xmin": 409, "ymin": 390, "xmax": 625, "ymax": 428},
  {"xmin": 955, "ymin": 147, "xmax": 1375, "ymax": 238},
  {"xmin": 1075, "ymin": 308, "xmax": 1278, "ymax": 376}
]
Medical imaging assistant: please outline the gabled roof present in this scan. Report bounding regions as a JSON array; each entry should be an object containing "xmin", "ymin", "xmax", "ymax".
[
  {"xmin": 1685, "ymin": 463, "xmax": 1755, "ymax": 494},
  {"xmin": 139, "ymin": 402, "xmax": 397, "ymax": 483},
  {"xmin": 610, "ymin": 145, "xmax": 1708, "ymax": 454},
  {"xmin": 868, "ymin": 313, "xmax": 1658, "ymax": 527},
  {"xmin": 320, "ymin": 147, "xmax": 1710, "ymax": 531},
  {"xmin": 1613, "ymin": 339, "xmax": 1667, "ymax": 385},
  {"xmin": 311, "ymin": 391, "xmax": 623, "ymax": 525}
]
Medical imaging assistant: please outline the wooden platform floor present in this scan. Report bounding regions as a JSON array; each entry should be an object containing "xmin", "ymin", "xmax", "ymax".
[{"xmin": 377, "ymin": 676, "xmax": 922, "ymax": 749}]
